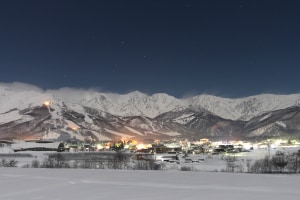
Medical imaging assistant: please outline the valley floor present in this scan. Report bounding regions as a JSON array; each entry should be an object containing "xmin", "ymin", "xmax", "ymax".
[{"xmin": 0, "ymin": 168, "xmax": 300, "ymax": 200}]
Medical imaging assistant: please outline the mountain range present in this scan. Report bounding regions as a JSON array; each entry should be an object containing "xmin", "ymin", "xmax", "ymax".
[{"xmin": 1, "ymin": 83, "xmax": 300, "ymax": 142}]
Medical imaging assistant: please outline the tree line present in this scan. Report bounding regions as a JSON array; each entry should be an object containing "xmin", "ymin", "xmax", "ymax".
[
  {"xmin": 249, "ymin": 150, "xmax": 300, "ymax": 173},
  {"xmin": 24, "ymin": 152, "xmax": 164, "ymax": 170}
]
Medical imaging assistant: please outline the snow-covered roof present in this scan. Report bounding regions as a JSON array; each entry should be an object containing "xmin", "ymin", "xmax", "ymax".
[{"xmin": 11, "ymin": 141, "xmax": 60, "ymax": 150}]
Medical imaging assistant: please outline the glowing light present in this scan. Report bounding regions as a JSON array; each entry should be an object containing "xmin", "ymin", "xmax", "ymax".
[
  {"xmin": 44, "ymin": 101, "xmax": 50, "ymax": 106},
  {"xmin": 97, "ymin": 144, "xmax": 104, "ymax": 150},
  {"xmin": 130, "ymin": 139, "xmax": 138, "ymax": 145},
  {"xmin": 136, "ymin": 143, "xmax": 145, "ymax": 150}
]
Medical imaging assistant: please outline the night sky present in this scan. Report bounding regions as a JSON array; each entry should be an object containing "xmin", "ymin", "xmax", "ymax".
[{"xmin": 1, "ymin": 0, "xmax": 300, "ymax": 98}]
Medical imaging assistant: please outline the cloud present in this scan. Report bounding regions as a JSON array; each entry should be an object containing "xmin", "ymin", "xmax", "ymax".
[
  {"xmin": 0, "ymin": 82, "xmax": 44, "ymax": 93},
  {"xmin": 0, "ymin": 82, "xmax": 107, "ymax": 95},
  {"xmin": 181, "ymin": 90, "xmax": 201, "ymax": 99},
  {"xmin": 46, "ymin": 86, "xmax": 127, "ymax": 103},
  {"xmin": 0, "ymin": 81, "xmax": 248, "ymax": 101},
  {"xmin": 0, "ymin": 82, "xmax": 213, "ymax": 101}
]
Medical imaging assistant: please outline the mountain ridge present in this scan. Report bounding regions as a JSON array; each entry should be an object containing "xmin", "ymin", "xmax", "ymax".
[
  {"xmin": 2, "ymin": 83, "xmax": 300, "ymax": 120},
  {"xmin": 1, "ymin": 83, "xmax": 300, "ymax": 141}
]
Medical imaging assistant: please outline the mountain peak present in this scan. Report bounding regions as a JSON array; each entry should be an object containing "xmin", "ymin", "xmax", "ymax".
[
  {"xmin": 2, "ymin": 83, "xmax": 300, "ymax": 120},
  {"xmin": 2, "ymin": 85, "xmax": 300, "ymax": 141}
]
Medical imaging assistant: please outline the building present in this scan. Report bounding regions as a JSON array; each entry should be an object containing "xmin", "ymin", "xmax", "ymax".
[{"xmin": 11, "ymin": 140, "xmax": 63, "ymax": 152}]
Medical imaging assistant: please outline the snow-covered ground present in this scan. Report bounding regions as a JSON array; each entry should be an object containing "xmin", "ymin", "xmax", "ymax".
[
  {"xmin": 0, "ymin": 168, "xmax": 300, "ymax": 200},
  {"xmin": 1, "ymin": 146, "xmax": 300, "ymax": 199}
]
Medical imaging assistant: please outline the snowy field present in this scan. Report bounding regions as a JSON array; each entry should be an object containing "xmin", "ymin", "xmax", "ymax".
[
  {"xmin": 1, "ymin": 168, "xmax": 300, "ymax": 200},
  {"xmin": 5, "ymin": 146, "xmax": 298, "ymax": 172},
  {"xmin": 1, "ymin": 146, "xmax": 300, "ymax": 200}
]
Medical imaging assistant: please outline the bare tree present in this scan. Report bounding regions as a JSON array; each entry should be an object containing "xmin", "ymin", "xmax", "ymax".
[
  {"xmin": 272, "ymin": 151, "xmax": 288, "ymax": 173},
  {"xmin": 0, "ymin": 159, "xmax": 18, "ymax": 167},
  {"xmin": 31, "ymin": 159, "xmax": 40, "ymax": 168},
  {"xmin": 286, "ymin": 152, "xmax": 300, "ymax": 173}
]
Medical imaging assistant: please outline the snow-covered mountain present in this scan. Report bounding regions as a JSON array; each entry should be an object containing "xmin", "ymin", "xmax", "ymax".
[
  {"xmin": 1, "ymin": 83, "xmax": 300, "ymax": 141},
  {"xmin": 44, "ymin": 87, "xmax": 300, "ymax": 121}
]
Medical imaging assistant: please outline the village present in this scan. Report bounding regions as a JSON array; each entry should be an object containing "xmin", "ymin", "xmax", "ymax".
[
  {"xmin": 1, "ymin": 137, "xmax": 300, "ymax": 173},
  {"xmin": 0, "ymin": 137, "xmax": 290, "ymax": 153}
]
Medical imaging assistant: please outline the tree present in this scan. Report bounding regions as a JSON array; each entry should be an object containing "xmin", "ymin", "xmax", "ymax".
[
  {"xmin": 286, "ymin": 152, "xmax": 300, "ymax": 173},
  {"xmin": 0, "ymin": 159, "xmax": 18, "ymax": 167},
  {"xmin": 272, "ymin": 151, "xmax": 288, "ymax": 173},
  {"xmin": 250, "ymin": 156, "xmax": 272, "ymax": 173},
  {"xmin": 31, "ymin": 159, "xmax": 40, "ymax": 168},
  {"xmin": 42, "ymin": 153, "xmax": 69, "ymax": 168}
]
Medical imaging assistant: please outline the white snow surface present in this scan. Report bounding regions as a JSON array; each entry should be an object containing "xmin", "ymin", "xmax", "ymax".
[
  {"xmin": 2, "ymin": 83, "xmax": 300, "ymax": 121},
  {"xmin": 276, "ymin": 121, "xmax": 287, "ymax": 128},
  {"xmin": 42, "ymin": 131, "xmax": 61, "ymax": 140},
  {"xmin": 162, "ymin": 132, "xmax": 181, "ymax": 136},
  {"xmin": 0, "ymin": 109, "xmax": 33, "ymax": 125},
  {"xmin": 104, "ymin": 128, "xmax": 133, "ymax": 139},
  {"xmin": 125, "ymin": 126, "xmax": 144, "ymax": 136},
  {"xmin": 173, "ymin": 113, "xmax": 196, "ymax": 125},
  {"xmin": 65, "ymin": 120, "xmax": 80, "ymax": 129},
  {"xmin": 259, "ymin": 113, "xmax": 272, "ymax": 121},
  {"xmin": 10, "ymin": 141, "xmax": 60, "ymax": 150},
  {"xmin": 90, "ymin": 131, "xmax": 111, "ymax": 141},
  {"xmin": 0, "ymin": 168, "xmax": 300, "ymax": 200}
]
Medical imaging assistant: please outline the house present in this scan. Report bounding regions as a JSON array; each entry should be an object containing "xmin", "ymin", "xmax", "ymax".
[
  {"xmin": 11, "ymin": 140, "xmax": 63, "ymax": 152},
  {"xmin": 199, "ymin": 138, "xmax": 210, "ymax": 144}
]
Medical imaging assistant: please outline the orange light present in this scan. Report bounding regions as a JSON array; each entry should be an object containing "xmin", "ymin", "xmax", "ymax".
[
  {"xmin": 71, "ymin": 127, "xmax": 78, "ymax": 131},
  {"xmin": 131, "ymin": 139, "xmax": 138, "ymax": 145},
  {"xmin": 44, "ymin": 101, "xmax": 50, "ymax": 106}
]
